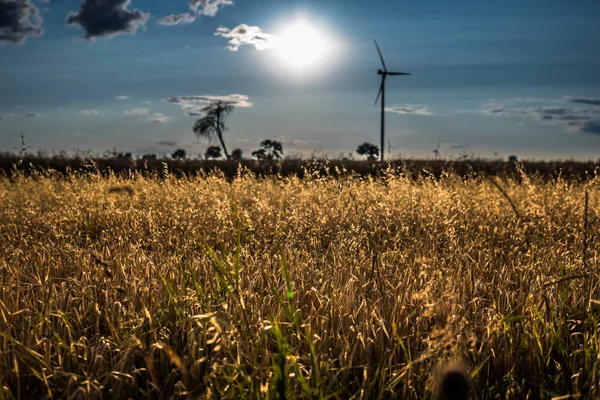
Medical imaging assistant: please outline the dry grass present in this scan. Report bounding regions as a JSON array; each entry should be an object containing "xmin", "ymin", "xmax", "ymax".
[{"xmin": 0, "ymin": 167, "xmax": 599, "ymax": 399}]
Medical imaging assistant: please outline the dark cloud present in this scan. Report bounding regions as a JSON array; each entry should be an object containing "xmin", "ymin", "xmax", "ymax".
[
  {"xmin": 581, "ymin": 120, "xmax": 600, "ymax": 135},
  {"xmin": 539, "ymin": 107, "xmax": 569, "ymax": 116},
  {"xmin": 568, "ymin": 97, "xmax": 600, "ymax": 107},
  {"xmin": 25, "ymin": 113, "xmax": 36, "ymax": 117},
  {"xmin": 482, "ymin": 104, "xmax": 597, "ymax": 121},
  {"xmin": 0, "ymin": 0, "xmax": 43, "ymax": 44},
  {"xmin": 482, "ymin": 101, "xmax": 600, "ymax": 134},
  {"xmin": 157, "ymin": 13, "xmax": 195, "ymax": 26},
  {"xmin": 189, "ymin": 0, "xmax": 232, "ymax": 17},
  {"xmin": 215, "ymin": 24, "xmax": 275, "ymax": 51},
  {"xmin": 156, "ymin": 141, "xmax": 178, "ymax": 146},
  {"xmin": 66, "ymin": 0, "xmax": 149, "ymax": 40}
]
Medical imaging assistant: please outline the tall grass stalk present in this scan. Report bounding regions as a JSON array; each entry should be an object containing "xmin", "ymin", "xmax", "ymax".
[{"xmin": 0, "ymin": 171, "xmax": 598, "ymax": 398}]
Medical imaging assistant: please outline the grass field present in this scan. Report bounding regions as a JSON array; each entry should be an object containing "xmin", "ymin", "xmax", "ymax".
[{"xmin": 1, "ymin": 167, "xmax": 599, "ymax": 399}]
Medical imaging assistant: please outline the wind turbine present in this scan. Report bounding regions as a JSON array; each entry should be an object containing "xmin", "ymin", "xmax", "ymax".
[
  {"xmin": 432, "ymin": 142, "xmax": 441, "ymax": 159},
  {"xmin": 374, "ymin": 40, "xmax": 411, "ymax": 161}
]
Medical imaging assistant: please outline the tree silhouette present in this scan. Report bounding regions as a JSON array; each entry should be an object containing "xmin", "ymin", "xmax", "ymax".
[
  {"xmin": 231, "ymin": 148, "xmax": 243, "ymax": 160},
  {"xmin": 205, "ymin": 146, "xmax": 222, "ymax": 159},
  {"xmin": 193, "ymin": 100, "xmax": 234, "ymax": 159},
  {"xmin": 356, "ymin": 142, "xmax": 379, "ymax": 160},
  {"xmin": 171, "ymin": 149, "xmax": 186, "ymax": 159},
  {"xmin": 251, "ymin": 148, "xmax": 267, "ymax": 160},
  {"xmin": 141, "ymin": 154, "xmax": 157, "ymax": 160},
  {"xmin": 253, "ymin": 139, "xmax": 283, "ymax": 160},
  {"xmin": 106, "ymin": 148, "xmax": 132, "ymax": 159}
]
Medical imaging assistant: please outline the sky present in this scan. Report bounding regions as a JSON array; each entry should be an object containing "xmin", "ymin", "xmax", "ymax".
[{"xmin": 1, "ymin": 0, "xmax": 600, "ymax": 160}]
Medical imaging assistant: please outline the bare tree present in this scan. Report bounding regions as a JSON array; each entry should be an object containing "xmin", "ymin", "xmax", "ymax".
[{"xmin": 193, "ymin": 100, "xmax": 234, "ymax": 159}]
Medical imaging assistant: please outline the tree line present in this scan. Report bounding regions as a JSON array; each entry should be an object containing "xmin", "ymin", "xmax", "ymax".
[{"xmin": 187, "ymin": 100, "xmax": 380, "ymax": 161}]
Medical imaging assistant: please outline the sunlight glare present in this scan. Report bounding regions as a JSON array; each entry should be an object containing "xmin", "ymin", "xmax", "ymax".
[{"xmin": 275, "ymin": 23, "xmax": 328, "ymax": 69}]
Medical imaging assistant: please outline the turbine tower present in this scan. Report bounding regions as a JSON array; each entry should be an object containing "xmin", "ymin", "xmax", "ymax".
[
  {"xmin": 374, "ymin": 40, "xmax": 411, "ymax": 161},
  {"xmin": 432, "ymin": 142, "xmax": 441, "ymax": 159}
]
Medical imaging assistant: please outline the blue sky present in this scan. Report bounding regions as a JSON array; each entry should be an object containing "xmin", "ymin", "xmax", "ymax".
[{"xmin": 1, "ymin": 0, "xmax": 600, "ymax": 159}]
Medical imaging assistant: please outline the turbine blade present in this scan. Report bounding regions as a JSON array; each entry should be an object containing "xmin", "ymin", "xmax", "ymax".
[
  {"xmin": 387, "ymin": 72, "xmax": 411, "ymax": 76},
  {"xmin": 374, "ymin": 40, "xmax": 387, "ymax": 71},
  {"xmin": 374, "ymin": 80, "xmax": 384, "ymax": 106}
]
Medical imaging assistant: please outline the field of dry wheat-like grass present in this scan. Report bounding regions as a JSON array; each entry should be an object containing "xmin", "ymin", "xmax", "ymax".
[{"xmin": 1, "ymin": 169, "xmax": 599, "ymax": 399}]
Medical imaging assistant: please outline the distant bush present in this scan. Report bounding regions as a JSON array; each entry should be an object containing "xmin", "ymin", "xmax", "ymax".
[
  {"xmin": 172, "ymin": 149, "xmax": 186, "ymax": 159},
  {"xmin": 0, "ymin": 152, "xmax": 599, "ymax": 181}
]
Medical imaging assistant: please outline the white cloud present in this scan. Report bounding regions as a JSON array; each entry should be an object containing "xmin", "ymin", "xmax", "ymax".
[
  {"xmin": 385, "ymin": 104, "xmax": 433, "ymax": 116},
  {"xmin": 190, "ymin": 0, "xmax": 233, "ymax": 17},
  {"xmin": 148, "ymin": 113, "xmax": 170, "ymax": 123},
  {"xmin": 157, "ymin": 13, "xmax": 195, "ymax": 26},
  {"xmin": 81, "ymin": 109, "xmax": 100, "ymax": 115},
  {"xmin": 116, "ymin": 95, "xmax": 130, "ymax": 100},
  {"xmin": 124, "ymin": 108, "xmax": 150, "ymax": 116},
  {"xmin": 510, "ymin": 97, "xmax": 564, "ymax": 103},
  {"xmin": 274, "ymin": 135, "xmax": 318, "ymax": 146},
  {"xmin": 214, "ymin": 24, "xmax": 276, "ymax": 51},
  {"xmin": 164, "ymin": 94, "xmax": 252, "ymax": 116}
]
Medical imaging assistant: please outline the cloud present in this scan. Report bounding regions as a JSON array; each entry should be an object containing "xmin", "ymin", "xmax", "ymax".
[
  {"xmin": 189, "ymin": 0, "xmax": 232, "ymax": 17},
  {"xmin": 215, "ymin": 24, "xmax": 276, "ymax": 51},
  {"xmin": 124, "ymin": 108, "xmax": 150, "ymax": 115},
  {"xmin": 25, "ymin": 113, "xmax": 36, "ymax": 117},
  {"xmin": 66, "ymin": 0, "xmax": 149, "ymax": 41},
  {"xmin": 165, "ymin": 94, "xmax": 252, "ymax": 116},
  {"xmin": 482, "ymin": 104, "xmax": 598, "ymax": 122},
  {"xmin": 567, "ymin": 97, "xmax": 600, "ymax": 107},
  {"xmin": 233, "ymin": 136, "xmax": 318, "ymax": 149},
  {"xmin": 274, "ymin": 136, "xmax": 318, "ymax": 146},
  {"xmin": 481, "ymin": 98, "xmax": 600, "ymax": 135},
  {"xmin": 510, "ymin": 97, "xmax": 564, "ymax": 104},
  {"xmin": 156, "ymin": 141, "xmax": 178, "ymax": 146},
  {"xmin": 81, "ymin": 109, "xmax": 100, "ymax": 115},
  {"xmin": 116, "ymin": 95, "xmax": 130, "ymax": 100},
  {"xmin": 0, "ymin": 0, "xmax": 43, "ymax": 44},
  {"xmin": 164, "ymin": 94, "xmax": 251, "ymax": 106},
  {"xmin": 157, "ymin": 13, "xmax": 195, "ymax": 26},
  {"xmin": 0, "ymin": 113, "xmax": 15, "ymax": 120},
  {"xmin": 148, "ymin": 113, "xmax": 170, "ymax": 123},
  {"xmin": 581, "ymin": 120, "xmax": 600, "ymax": 135},
  {"xmin": 385, "ymin": 104, "xmax": 433, "ymax": 116}
]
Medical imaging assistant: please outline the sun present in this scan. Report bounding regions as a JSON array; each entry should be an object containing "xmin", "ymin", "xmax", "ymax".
[{"xmin": 275, "ymin": 23, "xmax": 328, "ymax": 68}]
